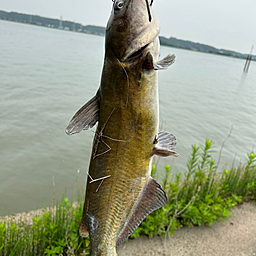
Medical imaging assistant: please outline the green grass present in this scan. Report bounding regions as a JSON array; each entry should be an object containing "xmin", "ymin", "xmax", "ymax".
[
  {"xmin": 0, "ymin": 196, "xmax": 89, "ymax": 256},
  {"xmin": 132, "ymin": 139, "xmax": 256, "ymax": 238},
  {"xmin": 1, "ymin": 139, "xmax": 256, "ymax": 255}
]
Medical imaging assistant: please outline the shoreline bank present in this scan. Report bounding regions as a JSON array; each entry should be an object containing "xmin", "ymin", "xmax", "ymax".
[
  {"xmin": 1, "ymin": 202, "xmax": 256, "ymax": 255},
  {"xmin": 118, "ymin": 202, "xmax": 256, "ymax": 256}
]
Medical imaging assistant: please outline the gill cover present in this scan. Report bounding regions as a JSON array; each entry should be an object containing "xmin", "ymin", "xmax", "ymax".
[{"xmin": 106, "ymin": 0, "xmax": 160, "ymax": 61}]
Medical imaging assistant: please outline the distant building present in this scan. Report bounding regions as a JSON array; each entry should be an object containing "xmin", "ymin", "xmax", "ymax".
[{"xmin": 59, "ymin": 16, "xmax": 63, "ymax": 29}]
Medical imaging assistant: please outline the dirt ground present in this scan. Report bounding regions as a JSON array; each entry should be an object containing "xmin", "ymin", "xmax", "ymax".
[{"xmin": 117, "ymin": 202, "xmax": 256, "ymax": 256}]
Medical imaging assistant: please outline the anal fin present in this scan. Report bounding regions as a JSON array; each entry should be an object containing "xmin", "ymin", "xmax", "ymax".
[
  {"xmin": 66, "ymin": 91, "xmax": 100, "ymax": 135},
  {"xmin": 152, "ymin": 131, "xmax": 179, "ymax": 157},
  {"xmin": 116, "ymin": 177, "xmax": 167, "ymax": 246}
]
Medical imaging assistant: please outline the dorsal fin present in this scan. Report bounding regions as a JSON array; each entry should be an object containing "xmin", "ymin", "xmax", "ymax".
[
  {"xmin": 66, "ymin": 91, "xmax": 100, "ymax": 135},
  {"xmin": 116, "ymin": 177, "xmax": 167, "ymax": 246}
]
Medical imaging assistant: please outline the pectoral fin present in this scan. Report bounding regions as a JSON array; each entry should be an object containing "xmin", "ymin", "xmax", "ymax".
[
  {"xmin": 66, "ymin": 92, "xmax": 99, "ymax": 135},
  {"xmin": 144, "ymin": 52, "xmax": 175, "ymax": 71},
  {"xmin": 154, "ymin": 54, "xmax": 175, "ymax": 70},
  {"xmin": 116, "ymin": 177, "xmax": 167, "ymax": 246},
  {"xmin": 152, "ymin": 132, "xmax": 179, "ymax": 157}
]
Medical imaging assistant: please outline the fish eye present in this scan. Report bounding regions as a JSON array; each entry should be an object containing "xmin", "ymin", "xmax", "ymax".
[{"xmin": 114, "ymin": 1, "xmax": 124, "ymax": 11}]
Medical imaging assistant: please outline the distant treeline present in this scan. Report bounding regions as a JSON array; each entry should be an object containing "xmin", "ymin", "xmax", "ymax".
[
  {"xmin": 0, "ymin": 10, "xmax": 254, "ymax": 60},
  {"xmin": 0, "ymin": 10, "xmax": 105, "ymax": 35},
  {"xmin": 159, "ymin": 37, "xmax": 253, "ymax": 60}
]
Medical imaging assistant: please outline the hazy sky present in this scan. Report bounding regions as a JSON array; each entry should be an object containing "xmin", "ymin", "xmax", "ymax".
[{"xmin": 1, "ymin": 0, "xmax": 255, "ymax": 53}]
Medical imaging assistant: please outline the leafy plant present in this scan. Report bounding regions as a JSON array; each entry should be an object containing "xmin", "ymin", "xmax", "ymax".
[
  {"xmin": 131, "ymin": 139, "xmax": 255, "ymax": 238},
  {"xmin": 0, "ymin": 194, "xmax": 90, "ymax": 256},
  {"xmin": 1, "ymin": 140, "xmax": 255, "ymax": 255}
]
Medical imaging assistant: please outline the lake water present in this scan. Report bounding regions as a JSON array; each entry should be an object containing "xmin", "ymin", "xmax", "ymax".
[{"xmin": 0, "ymin": 20, "xmax": 255, "ymax": 216}]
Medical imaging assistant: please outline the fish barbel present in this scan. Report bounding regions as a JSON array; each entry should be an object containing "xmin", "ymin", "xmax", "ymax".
[{"xmin": 66, "ymin": 0, "xmax": 178, "ymax": 255}]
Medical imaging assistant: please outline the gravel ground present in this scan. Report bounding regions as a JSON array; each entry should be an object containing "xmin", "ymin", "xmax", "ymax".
[{"xmin": 117, "ymin": 202, "xmax": 256, "ymax": 256}]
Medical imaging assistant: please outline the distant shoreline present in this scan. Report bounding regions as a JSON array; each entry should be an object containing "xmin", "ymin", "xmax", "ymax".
[{"xmin": 0, "ymin": 10, "xmax": 255, "ymax": 61}]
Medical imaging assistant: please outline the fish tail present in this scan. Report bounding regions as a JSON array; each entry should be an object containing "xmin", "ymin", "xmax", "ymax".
[{"xmin": 90, "ymin": 245, "xmax": 118, "ymax": 256}]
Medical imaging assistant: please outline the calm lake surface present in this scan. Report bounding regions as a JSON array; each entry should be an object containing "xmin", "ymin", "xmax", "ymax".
[{"xmin": 0, "ymin": 20, "xmax": 255, "ymax": 216}]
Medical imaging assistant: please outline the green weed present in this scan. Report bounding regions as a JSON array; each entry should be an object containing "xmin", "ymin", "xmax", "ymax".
[
  {"xmin": 131, "ymin": 139, "xmax": 255, "ymax": 238},
  {"xmin": 0, "ymin": 139, "xmax": 255, "ymax": 255},
  {"xmin": 0, "ymin": 195, "xmax": 90, "ymax": 256}
]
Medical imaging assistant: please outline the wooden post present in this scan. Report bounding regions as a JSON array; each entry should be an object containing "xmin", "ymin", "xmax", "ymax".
[
  {"xmin": 244, "ymin": 45, "xmax": 254, "ymax": 73},
  {"xmin": 244, "ymin": 55, "xmax": 250, "ymax": 72},
  {"xmin": 245, "ymin": 56, "xmax": 252, "ymax": 73}
]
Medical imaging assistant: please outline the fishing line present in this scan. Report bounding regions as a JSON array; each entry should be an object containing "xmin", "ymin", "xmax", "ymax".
[
  {"xmin": 111, "ymin": 0, "xmax": 152, "ymax": 22},
  {"xmin": 145, "ymin": 0, "xmax": 152, "ymax": 22}
]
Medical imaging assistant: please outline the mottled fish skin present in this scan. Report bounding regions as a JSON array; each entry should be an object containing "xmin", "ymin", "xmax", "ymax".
[{"xmin": 66, "ymin": 0, "xmax": 178, "ymax": 255}]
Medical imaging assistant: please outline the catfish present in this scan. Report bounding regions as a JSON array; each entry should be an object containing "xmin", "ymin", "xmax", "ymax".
[{"xmin": 66, "ymin": 0, "xmax": 178, "ymax": 255}]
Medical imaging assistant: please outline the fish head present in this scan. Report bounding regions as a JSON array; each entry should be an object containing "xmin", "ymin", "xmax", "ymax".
[{"xmin": 106, "ymin": 0, "xmax": 160, "ymax": 61}]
